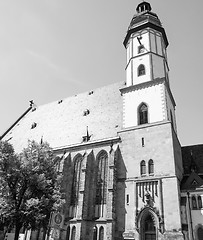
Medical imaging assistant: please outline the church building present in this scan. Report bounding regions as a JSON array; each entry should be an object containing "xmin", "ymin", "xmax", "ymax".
[{"xmin": 1, "ymin": 1, "xmax": 203, "ymax": 240}]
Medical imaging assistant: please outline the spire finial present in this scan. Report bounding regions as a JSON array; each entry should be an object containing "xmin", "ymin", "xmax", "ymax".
[{"xmin": 136, "ymin": 1, "xmax": 152, "ymax": 13}]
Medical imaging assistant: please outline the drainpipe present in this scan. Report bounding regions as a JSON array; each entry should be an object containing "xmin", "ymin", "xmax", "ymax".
[{"xmin": 187, "ymin": 192, "xmax": 194, "ymax": 240}]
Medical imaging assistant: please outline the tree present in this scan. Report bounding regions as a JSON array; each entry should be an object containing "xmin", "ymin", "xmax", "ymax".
[{"xmin": 0, "ymin": 140, "xmax": 64, "ymax": 240}]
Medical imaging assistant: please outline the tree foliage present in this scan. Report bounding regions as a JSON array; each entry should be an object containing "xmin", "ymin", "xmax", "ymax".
[{"xmin": 0, "ymin": 140, "xmax": 64, "ymax": 240}]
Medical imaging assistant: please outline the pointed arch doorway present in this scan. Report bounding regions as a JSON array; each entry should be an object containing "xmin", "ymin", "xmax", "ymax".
[
  {"xmin": 136, "ymin": 208, "xmax": 158, "ymax": 240},
  {"xmin": 143, "ymin": 214, "xmax": 156, "ymax": 240}
]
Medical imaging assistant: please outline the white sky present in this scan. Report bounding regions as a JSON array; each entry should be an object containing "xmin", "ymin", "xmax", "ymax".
[{"xmin": 0, "ymin": 0, "xmax": 202, "ymax": 146}]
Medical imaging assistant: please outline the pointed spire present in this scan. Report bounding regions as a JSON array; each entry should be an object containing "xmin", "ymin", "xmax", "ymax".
[{"xmin": 82, "ymin": 126, "xmax": 91, "ymax": 142}]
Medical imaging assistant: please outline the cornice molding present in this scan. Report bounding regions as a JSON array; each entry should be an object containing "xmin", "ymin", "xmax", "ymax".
[
  {"xmin": 120, "ymin": 78, "xmax": 165, "ymax": 94},
  {"xmin": 53, "ymin": 136, "xmax": 121, "ymax": 154}
]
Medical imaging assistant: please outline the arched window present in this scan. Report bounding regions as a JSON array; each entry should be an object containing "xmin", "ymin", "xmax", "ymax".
[
  {"xmin": 95, "ymin": 151, "xmax": 108, "ymax": 205},
  {"xmin": 198, "ymin": 196, "xmax": 202, "ymax": 209},
  {"xmin": 197, "ymin": 226, "xmax": 203, "ymax": 240},
  {"xmin": 140, "ymin": 160, "xmax": 146, "ymax": 176},
  {"xmin": 138, "ymin": 64, "xmax": 145, "ymax": 76},
  {"xmin": 192, "ymin": 196, "xmax": 197, "ymax": 209},
  {"xmin": 66, "ymin": 226, "xmax": 70, "ymax": 240},
  {"xmin": 148, "ymin": 159, "xmax": 154, "ymax": 175},
  {"xmin": 93, "ymin": 226, "xmax": 97, "ymax": 240},
  {"xmin": 99, "ymin": 227, "xmax": 104, "ymax": 240},
  {"xmin": 71, "ymin": 226, "xmax": 76, "ymax": 240},
  {"xmin": 70, "ymin": 155, "xmax": 83, "ymax": 206},
  {"xmin": 138, "ymin": 103, "xmax": 148, "ymax": 125}
]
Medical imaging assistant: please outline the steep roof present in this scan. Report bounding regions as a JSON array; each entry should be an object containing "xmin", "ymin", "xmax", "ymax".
[
  {"xmin": 2, "ymin": 82, "xmax": 124, "ymax": 153},
  {"xmin": 181, "ymin": 144, "xmax": 203, "ymax": 190},
  {"xmin": 181, "ymin": 144, "xmax": 203, "ymax": 174}
]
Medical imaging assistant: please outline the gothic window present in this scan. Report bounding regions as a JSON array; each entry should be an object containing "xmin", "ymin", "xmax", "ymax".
[
  {"xmin": 140, "ymin": 160, "xmax": 146, "ymax": 176},
  {"xmin": 70, "ymin": 155, "xmax": 83, "ymax": 206},
  {"xmin": 148, "ymin": 159, "xmax": 154, "ymax": 175},
  {"xmin": 93, "ymin": 226, "xmax": 97, "ymax": 240},
  {"xmin": 138, "ymin": 64, "xmax": 146, "ymax": 76},
  {"xmin": 95, "ymin": 151, "xmax": 108, "ymax": 205},
  {"xmin": 138, "ymin": 45, "xmax": 145, "ymax": 54},
  {"xmin": 198, "ymin": 196, "xmax": 202, "ymax": 209},
  {"xmin": 71, "ymin": 226, "xmax": 76, "ymax": 240},
  {"xmin": 138, "ymin": 103, "xmax": 148, "ymax": 125},
  {"xmin": 192, "ymin": 196, "xmax": 197, "ymax": 210},
  {"xmin": 99, "ymin": 227, "xmax": 104, "ymax": 240},
  {"xmin": 66, "ymin": 227, "xmax": 70, "ymax": 240}
]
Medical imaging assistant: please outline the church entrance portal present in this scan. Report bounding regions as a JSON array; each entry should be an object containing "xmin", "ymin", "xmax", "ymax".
[
  {"xmin": 138, "ymin": 211, "xmax": 157, "ymax": 240},
  {"xmin": 143, "ymin": 214, "xmax": 156, "ymax": 240}
]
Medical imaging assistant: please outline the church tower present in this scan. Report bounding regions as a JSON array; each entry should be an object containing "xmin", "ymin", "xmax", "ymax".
[{"xmin": 118, "ymin": 2, "xmax": 184, "ymax": 239}]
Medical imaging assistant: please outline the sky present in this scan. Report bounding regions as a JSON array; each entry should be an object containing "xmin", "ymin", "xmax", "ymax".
[{"xmin": 0, "ymin": 0, "xmax": 202, "ymax": 147}]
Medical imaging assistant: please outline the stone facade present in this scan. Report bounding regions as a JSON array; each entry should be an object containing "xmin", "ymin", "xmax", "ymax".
[{"xmin": 1, "ymin": 1, "xmax": 203, "ymax": 240}]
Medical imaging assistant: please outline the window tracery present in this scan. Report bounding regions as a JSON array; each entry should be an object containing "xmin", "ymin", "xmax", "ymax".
[
  {"xmin": 138, "ymin": 103, "xmax": 148, "ymax": 125},
  {"xmin": 95, "ymin": 151, "xmax": 108, "ymax": 205},
  {"xmin": 70, "ymin": 155, "xmax": 83, "ymax": 206}
]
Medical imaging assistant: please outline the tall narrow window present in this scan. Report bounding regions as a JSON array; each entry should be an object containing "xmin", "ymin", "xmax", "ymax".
[
  {"xmin": 138, "ymin": 64, "xmax": 145, "ymax": 76},
  {"xmin": 142, "ymin": 137, "xmax": 145, "ymax": 147},
  {"xmin": 66, "ymin": 227, "xmax": 70, "ymax": 240},
  {"xmin": 95, "ymin": 151, "xmax": 108, "ymax": 206},
  {"xmin": 148, "ymin": 159, "xmax": 154, "ymax": 175},
  {"xmin": 138, "ymin": 103, "xmax": 148, "ymax": 125},
  {"xmin": 198, "ymin": 196, "xmax": 202, "ymax": 209},
  {"xmin": 197, "ymin": 226, "xmax": 203, "ymax": 240},
  {"xmin": 70, "ymin": 155, "xmax": 83, "ymax": 206},
  {"xmin": 71, "ymin": 226, "xmax": 76, "ymax": 240},
  {"xmin": 126, "ymin": 194, "xmax": 129, "ymax": 205},
  {"xmin": 140, "ymin": 160, "xmax": 146, "ymax": 176},
  {"xmin": 192, "ymin": 196, "xmax": 197, "ymax": 209},
  {"xmin": 99, "ymin": 227, "xmax": 104, "ymax": 240},
  {"xmin": 93, "ymin": 226, "xmax": 97, "ymax": 240}
]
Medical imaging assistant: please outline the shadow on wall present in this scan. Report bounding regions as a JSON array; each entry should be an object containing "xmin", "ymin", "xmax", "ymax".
[
  {"xmin": 0, "ymin": 231, "xmax": 4, "ymax": 240},
  {"xmin": 115, "ymin": 146, "xmax": 127, "ymax": 239}
]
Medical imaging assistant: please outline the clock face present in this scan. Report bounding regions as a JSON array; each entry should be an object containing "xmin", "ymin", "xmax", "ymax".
[{"xmin": 54, "ymin": 214, "xmax": 62, "ymax": 224}]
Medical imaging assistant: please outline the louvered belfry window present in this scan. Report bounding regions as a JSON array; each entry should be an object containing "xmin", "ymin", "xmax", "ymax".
[
  {"xmin": 148, "ymin": 159, "xmax": 154, "ymax": 174},
  {"xmin": 138, "ymin": 64, "xmax": 146, "ymax": 76},
  {"xmin": 140, "ymin": 160, "xmax": 146, "ymax": 176}
]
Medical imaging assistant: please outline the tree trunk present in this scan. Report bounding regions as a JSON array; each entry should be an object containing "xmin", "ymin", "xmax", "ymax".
[{"xmin": 14, "ymin": 223, "xmax": 22, "ymax": 240}]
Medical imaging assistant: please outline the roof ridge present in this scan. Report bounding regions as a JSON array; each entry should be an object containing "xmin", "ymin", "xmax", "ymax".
[{"xmin": 35, "ymin": 81, "xmax": 124, "ymax": 109}]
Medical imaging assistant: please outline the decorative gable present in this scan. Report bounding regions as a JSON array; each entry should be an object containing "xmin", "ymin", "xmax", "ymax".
[{"xmin": 181, "ymin": 171, "xmax": 203, "ymax": 190}]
